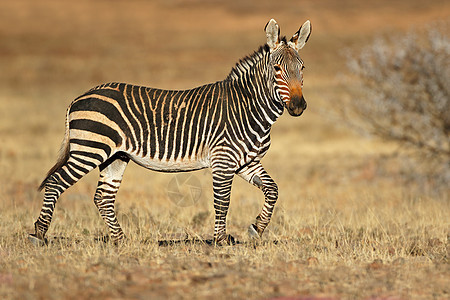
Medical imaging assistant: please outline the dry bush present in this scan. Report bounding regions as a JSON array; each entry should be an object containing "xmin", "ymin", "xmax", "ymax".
[{"xmin": 339, "ymin": 22, "xmax": 449, "ymax": 190}]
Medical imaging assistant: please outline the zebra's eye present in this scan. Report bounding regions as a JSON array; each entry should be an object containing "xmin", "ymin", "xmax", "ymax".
[
  {"xmin": 301, "ymin": 65, "xmax": 305, "ymax": 71},
  {"xmin": 274, "ymin": 65, "xmax": 282, "ymax": 72}
]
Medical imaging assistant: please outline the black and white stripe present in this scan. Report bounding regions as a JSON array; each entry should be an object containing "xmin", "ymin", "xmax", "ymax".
[{"xmin": 32, "ymin": 19, "xmax": 312, "ymax": 245}]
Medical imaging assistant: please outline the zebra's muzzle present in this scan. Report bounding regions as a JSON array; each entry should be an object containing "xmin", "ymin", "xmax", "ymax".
[{"xmin": 286, "ymin": 94, "xmax": 307, "ymax": 116}]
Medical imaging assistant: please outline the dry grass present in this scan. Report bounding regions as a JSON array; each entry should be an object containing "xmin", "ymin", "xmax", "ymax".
[{"xmin": 0, "ymin": 0, "xmax": 449, "ymax": 299}]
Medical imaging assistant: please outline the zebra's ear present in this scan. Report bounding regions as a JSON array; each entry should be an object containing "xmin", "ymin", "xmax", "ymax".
[
  {"xmin": 290, "ymin": 20, "xmax": 311, "ymax": 51},
  {"xmin": 265, "ymin": 19, "xmax": 280, "ymax": 50}
]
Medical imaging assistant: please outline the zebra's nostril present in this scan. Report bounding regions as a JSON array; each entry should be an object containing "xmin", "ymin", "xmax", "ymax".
[{"xmin": 286, "ymin": 95, "xmax": 307, "ymax": 116}]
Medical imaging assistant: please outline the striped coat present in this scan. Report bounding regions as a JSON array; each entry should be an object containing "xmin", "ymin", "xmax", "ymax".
[{"xmin": 30, "ymin": 19, "xmax": 312, "ymax": 245}]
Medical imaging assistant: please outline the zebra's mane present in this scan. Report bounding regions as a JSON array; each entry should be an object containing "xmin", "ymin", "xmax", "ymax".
[
  {"xmin": 226, "ymin": 37, "xmax": 289, "ymax": 81},
  {"xmin": 226, "ymin": 44, "xmax": 271, "ymax": 81}
]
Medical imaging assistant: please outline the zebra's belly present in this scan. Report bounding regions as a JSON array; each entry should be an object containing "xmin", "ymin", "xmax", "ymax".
[{"xmin": 129, "ymin": 154, "xmax": 209, "ymax": 172}]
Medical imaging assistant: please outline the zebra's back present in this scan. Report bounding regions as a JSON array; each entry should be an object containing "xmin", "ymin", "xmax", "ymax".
[{"xmin": 68, "ymin": 82, "xmax": 226, "ymax": 172}]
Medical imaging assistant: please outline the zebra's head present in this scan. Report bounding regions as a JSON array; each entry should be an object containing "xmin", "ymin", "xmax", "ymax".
[{"xmin": 265, "ymin": 19, "xmax": 311, "ymax": 117}]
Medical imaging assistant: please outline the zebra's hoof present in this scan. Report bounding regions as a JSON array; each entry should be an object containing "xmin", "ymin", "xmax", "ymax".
[
  {"xmin": 28, "ymin": 234, "xmax": 48, "ymax": 246},
  {"xmin": 214, "ymin": 234, "xmax": 237, "ymax": 246},
  {"xmin": 248, "ymin": 224, "xmax": 260, "ymax": 239},
  {"xmin": 226, "ymin": 234, "xmax": 237, "ymax": 245}
]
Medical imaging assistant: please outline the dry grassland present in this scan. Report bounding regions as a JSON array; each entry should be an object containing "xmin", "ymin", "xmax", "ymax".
[{"xmin": 0, "ymin": 0, "xmax": 449, "ymax": 299}]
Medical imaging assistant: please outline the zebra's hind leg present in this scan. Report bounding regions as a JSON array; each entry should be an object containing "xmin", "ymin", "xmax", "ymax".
[
  {"xmin": 237, "ymin": 162, "xmax": 278, "ymax": 239},
  {"xmin": 31, "ymin": 155, "xmax": 98, "ymax": 245},
  {"xmin": 94, "ymin": 153, "xmax": 130, "ymax": 244}
]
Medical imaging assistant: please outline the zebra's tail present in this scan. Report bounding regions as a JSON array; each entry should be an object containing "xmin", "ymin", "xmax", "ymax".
[{"xmin": 38, "ymin": 108, "xmax": 71, "ymax": 191}]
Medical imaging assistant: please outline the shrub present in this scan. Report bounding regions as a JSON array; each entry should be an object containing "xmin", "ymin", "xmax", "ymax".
[{"xmin": 339, "ymin": 22, "xmax": 449, "ymax": 190}]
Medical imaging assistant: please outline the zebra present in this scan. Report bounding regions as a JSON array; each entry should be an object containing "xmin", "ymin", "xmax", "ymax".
[{"xmin": 29, "ymin": 19, "xmax": 312, "ymax": 246}]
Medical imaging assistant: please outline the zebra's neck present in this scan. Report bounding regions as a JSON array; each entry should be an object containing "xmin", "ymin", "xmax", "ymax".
[
  {"xmin": 226, "ymin": 44, "xmax": 284, "ymax": 129},
  {"xmin": 226, "ymin": 45, "xmax": 269, "ymax": 79}
]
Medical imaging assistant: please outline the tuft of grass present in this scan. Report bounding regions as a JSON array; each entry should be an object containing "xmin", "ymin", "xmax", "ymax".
[{"xmin": 1, "ymin": 177, "xmax": 448, "ymax": 299}]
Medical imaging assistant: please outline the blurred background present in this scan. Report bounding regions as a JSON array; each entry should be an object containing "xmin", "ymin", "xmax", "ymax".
[{"xmin": 0, "ymin": 0, "xmax": 448, "ymax": 214}]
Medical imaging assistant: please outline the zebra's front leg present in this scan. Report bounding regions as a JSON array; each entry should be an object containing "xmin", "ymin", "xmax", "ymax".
[
  {"xmin": 211, "ymin": 169, "xmax": 235, "ymax": 245},
  {"xmin": 94, "ymin": 154, "xmax": 129, "ymax": 244},
  {"xmin": 237, "ymin": 162, "xmax": 278, "ymax": 239}
]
